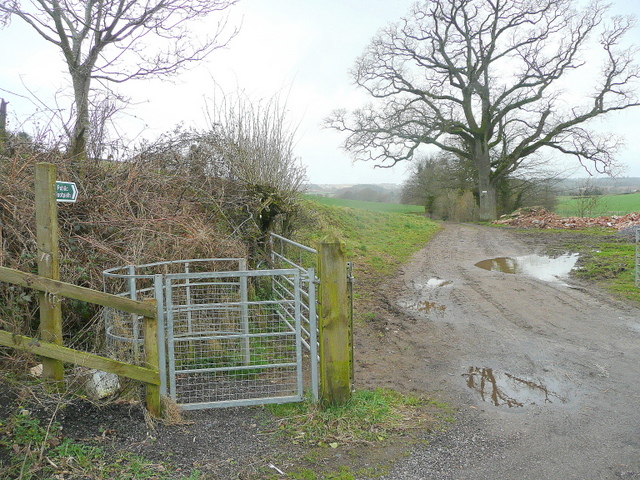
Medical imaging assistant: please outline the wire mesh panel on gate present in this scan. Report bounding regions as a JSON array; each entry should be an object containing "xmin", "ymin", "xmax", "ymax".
[
  {"xmin": 166, "ymin": 269, "xmax": 303, "ymax": 409},
  {"xmin": 103, "ymin": 258, "xmax": 244, "ymax": 367}
]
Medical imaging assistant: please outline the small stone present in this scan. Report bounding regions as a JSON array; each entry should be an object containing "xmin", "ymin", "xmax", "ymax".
[
  {"xmin": 84, "ymin": 370, "xmax": 120, "ymax": 399},
  {"xmin": 29, "ymin": 364, "xmax": 43, "ymax": 377}
]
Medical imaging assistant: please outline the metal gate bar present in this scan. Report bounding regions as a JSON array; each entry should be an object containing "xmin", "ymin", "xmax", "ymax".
[
  {"xmin": 270, "ymin": 233, "xmax": 319, "ymax": 400},
  {"xmin": 636, "ymin": 226, "xmax": 640, "ymax": 288}
]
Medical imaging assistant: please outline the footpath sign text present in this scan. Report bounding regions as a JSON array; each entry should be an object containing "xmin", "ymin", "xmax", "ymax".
[{"xmin": 55, "ymin": 181, "xmax": 78, "ymax": 203}]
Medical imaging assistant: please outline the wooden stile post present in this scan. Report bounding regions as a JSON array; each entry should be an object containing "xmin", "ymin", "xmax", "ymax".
[
  {"xmin": 317, "ymin": 238, "xmax": 353, "ymax": 406},
  {"xmin": 35, "ymin": 163, "xmax": 64, "ymax": 387},
  {"xmin": 143, "ymin": 298, "xmax": 161, "ymax": 417}
]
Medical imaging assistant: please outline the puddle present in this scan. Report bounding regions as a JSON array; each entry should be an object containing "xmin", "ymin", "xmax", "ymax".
[
  {"xmin": 398, "ymin": 299, "xmax": 447, "ymax": 317},
  {"xmin": 475, "ymin": 253, "xmax": 579, "ymax": 283},
  {"xmin": 418, "ymin": 301, "xmax": 446, "ymax": 315},
  {"xmin": 414, "ymin": 278, "xmax": 453, "ymax": 290},
  {"xmin": 464, "ymin": 367, "xmax": 568, "ymax": 407}
]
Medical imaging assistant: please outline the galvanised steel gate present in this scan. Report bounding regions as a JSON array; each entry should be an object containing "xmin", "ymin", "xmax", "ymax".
[
  {"xmin": 103, "ymin": 259, "xmax": 318, "ymax": 409},
  {"xmin": 636, "ymin": 226, "xmax": 640, "ymax": 288}
]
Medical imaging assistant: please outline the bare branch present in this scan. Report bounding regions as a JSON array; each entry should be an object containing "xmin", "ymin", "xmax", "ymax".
[{"xmin": 0, "ymin": 0, "xmax": 239, "ymax": 161}]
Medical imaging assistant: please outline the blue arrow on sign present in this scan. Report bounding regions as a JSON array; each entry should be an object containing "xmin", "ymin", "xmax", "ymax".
[{"xmin": 55, "ymin": 181, "xmax": 78, "ymax": 203}]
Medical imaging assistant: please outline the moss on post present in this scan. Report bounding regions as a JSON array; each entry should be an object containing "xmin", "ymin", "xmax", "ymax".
[
  {"xmin": 317, "ymin": 238, "xmax": 353, "ymax": 406},
  {"xmin": 143, "ymin": 298, "xmax": 161, "ymax": 417}
]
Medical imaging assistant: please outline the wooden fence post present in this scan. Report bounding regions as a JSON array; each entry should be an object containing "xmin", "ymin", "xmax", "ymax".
[
  {"xmin": 317, "ymin": 239, "xmax": 353, "ymax": 406},
  {"xmin": 35, "ymin": 163, "xmax": 64, "ymax": 388},
  {"xmin": 143, "ymin": 298, "xmax": 161, "ymax": 417}
]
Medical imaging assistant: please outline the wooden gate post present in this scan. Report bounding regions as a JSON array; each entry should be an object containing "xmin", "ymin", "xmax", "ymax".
[
  {"xmin": 35, "ymin": 163, "xmax": 64, "ymax": 387},
  {"xmin": 143, "ymin": 298, "xmax": 161, "ymax": 417},
  {"xmin": 317, "ymin": 238, "xmax": 353, "ymax": 406}
]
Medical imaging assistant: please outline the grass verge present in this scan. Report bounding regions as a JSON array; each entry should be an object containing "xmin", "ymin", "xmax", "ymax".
[
  {"xmin": 263, "ymin": 390, "xmax": 454, "ymax": 480},
  {"xmin": 299, "ymin": 199, "xmax": 440, "ymax": 273},
  {"xmin": 268, "ymin": 389, "xmax": 452, "ymax": 447},
  {"xmin": 503, "ymin": 227, "xmax": 640, "ymax": 303},
  {"xmin": 573, "ymin": 238, "xmax": 639, "ymax": 303},
  {"xmin": 297, "ymin": 198, "xmax": 441, "ymax": 323}
]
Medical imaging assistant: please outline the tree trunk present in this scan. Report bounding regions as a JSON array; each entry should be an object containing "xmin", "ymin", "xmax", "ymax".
[
  {"xmin": 478, "ymin": 179, "xmax": 497, "ymax": 221},
  {"xmin": 475, "ymin": 142, "xmax": 498, "ymax": 221},
  {"xmin": 69, "ymin": 71, "xmax": 91, "ymax": 167},
  {"xmin": 0, "ymin": 98, "xmax": 7, "ymax": 156}
]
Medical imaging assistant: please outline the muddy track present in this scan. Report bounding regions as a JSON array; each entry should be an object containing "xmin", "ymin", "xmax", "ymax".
[{"xmin": 357, "ymin": 223, "xmax": 640, "ymax": 480}]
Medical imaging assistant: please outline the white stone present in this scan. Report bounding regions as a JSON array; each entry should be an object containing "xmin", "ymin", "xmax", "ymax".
[{"xmin": 84, "ymin": 370, "xmax": 120, "ymax": 399}]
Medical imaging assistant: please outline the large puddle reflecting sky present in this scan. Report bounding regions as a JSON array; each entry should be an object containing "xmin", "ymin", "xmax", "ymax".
[{"xmin": 475, "ymin": 253, "xmax": 579, "ymax": 283}]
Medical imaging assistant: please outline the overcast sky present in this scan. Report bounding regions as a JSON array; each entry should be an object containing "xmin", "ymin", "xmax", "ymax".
[{"xmin": 1, "ymin": 0, "xmax": 639, "ymax": 185}]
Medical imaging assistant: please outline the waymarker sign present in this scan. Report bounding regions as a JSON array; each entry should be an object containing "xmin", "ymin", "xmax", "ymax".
[{"xmin": 55, "ymin": 181, "xmax": 78, "ymax": 203}]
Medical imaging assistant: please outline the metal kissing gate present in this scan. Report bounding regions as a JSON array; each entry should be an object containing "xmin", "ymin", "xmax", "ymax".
[{"xmin": 103, "ymin": 254, "xmax": 319, "ymax": 410}]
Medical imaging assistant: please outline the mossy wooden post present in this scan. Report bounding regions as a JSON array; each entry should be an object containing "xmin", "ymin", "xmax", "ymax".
[
  {"xmin": 317, "ymin": 238, "xmax": 353, "ymax": 406},
  {"xmin": 143, "ymin": 298, "xmax": 161, "ymax": 417},
  {"xmin": 35, "ymin": 163, "xmax": 64, "ymax": 388}
]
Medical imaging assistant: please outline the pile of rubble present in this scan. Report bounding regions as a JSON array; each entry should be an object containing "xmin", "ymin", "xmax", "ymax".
[{"xmin": 494, "ymin": 208, "xmax": 640, "ymax": 231}]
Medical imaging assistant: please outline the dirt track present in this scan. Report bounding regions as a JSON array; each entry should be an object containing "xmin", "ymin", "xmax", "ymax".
[{"xmin": 357, "ymin": 223, "xmax": 640, "ymax": 479}]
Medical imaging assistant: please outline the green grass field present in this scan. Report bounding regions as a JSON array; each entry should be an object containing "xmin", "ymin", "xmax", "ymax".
[
  {"xmin": 300, "ymin": 197, "xmax": 438, "ymax": 276},
  {"xmin": 305, "ymin": 195, "xmax": 425, "ymax": 214},
  {"xmin": 310, "ymin": 192, "xmax": 640, "ymax": 218},
  {"xmin": 554, "ymin": 192, "xmax": 640, "ymax": 217},
  {"xmin": 308, "ymin": 192, "xmax": 640, "ymax": 218},
  {"xmin": 297, "ymin": 196, "xmax": 441, "ymax": 323}
]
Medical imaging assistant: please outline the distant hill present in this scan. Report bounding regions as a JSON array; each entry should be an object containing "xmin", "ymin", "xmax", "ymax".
[
  {"xmin": 554, "ymin": 177, "xmax": 640, "ymax": 195},
  {"xmin": 305, "ymin": 183, "xmax": 401, "ymax": 202}
]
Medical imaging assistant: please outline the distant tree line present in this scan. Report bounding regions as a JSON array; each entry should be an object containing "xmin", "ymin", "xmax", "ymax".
[{"xmin": 334, "ymin": 184, "xmax": 398, "ymax": 203}]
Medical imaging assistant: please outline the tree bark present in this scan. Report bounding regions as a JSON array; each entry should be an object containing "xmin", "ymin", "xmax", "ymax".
[
  {"xmin": 69, "ymin": 71, "xmax": 91, "ymax": 166},
  {"xmin": 478, "ymin": 178, "xmax": 497, "ymax": 222},
  {"xmin": 474, "ymin": 141, "xmax": 497, "ymax": 221},
  {"xmin": 0, "ymin": 98, "xmax": 7, "ymax": 156}
]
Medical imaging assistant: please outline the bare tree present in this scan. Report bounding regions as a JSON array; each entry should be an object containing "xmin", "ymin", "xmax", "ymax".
[
  {"xmin": 574, "ymin": 178, "xmax": 607, "ymax": 217},
  {"xmin": 204, "ymin": 93, "xmax": 306, "ymax": 195},
  {"xmin": 327, "ymin": 0, "xmax": 640, "ymax": 220},
  {"xmin": 129, "ymin": 92, "xmax": 307, "ymax": 257},
  {"xmin": 201, "ymin": 92, "xmax": 307, "ymax": 250},
  {"xmin": 0, "ymin": 0, "xmax": 238, "ymax": 164}
]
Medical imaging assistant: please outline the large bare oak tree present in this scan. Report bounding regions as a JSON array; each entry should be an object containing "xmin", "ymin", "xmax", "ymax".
[
  {"xmin": 0, "ymin": 0, "xmax": 238, "ymax": 164},
  {"xmin": 327, "ymin": 0, "xmax": 640, "ymax": 220}
]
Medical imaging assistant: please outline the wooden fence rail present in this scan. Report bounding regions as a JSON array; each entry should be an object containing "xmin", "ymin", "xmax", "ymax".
[
  {"xmin": 0, "ymin": 266, "xmax": 155, "ymax": 317},
  {"xmin": 0, "ymin": 265, "xmax": 161, "ymax": 416}
]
